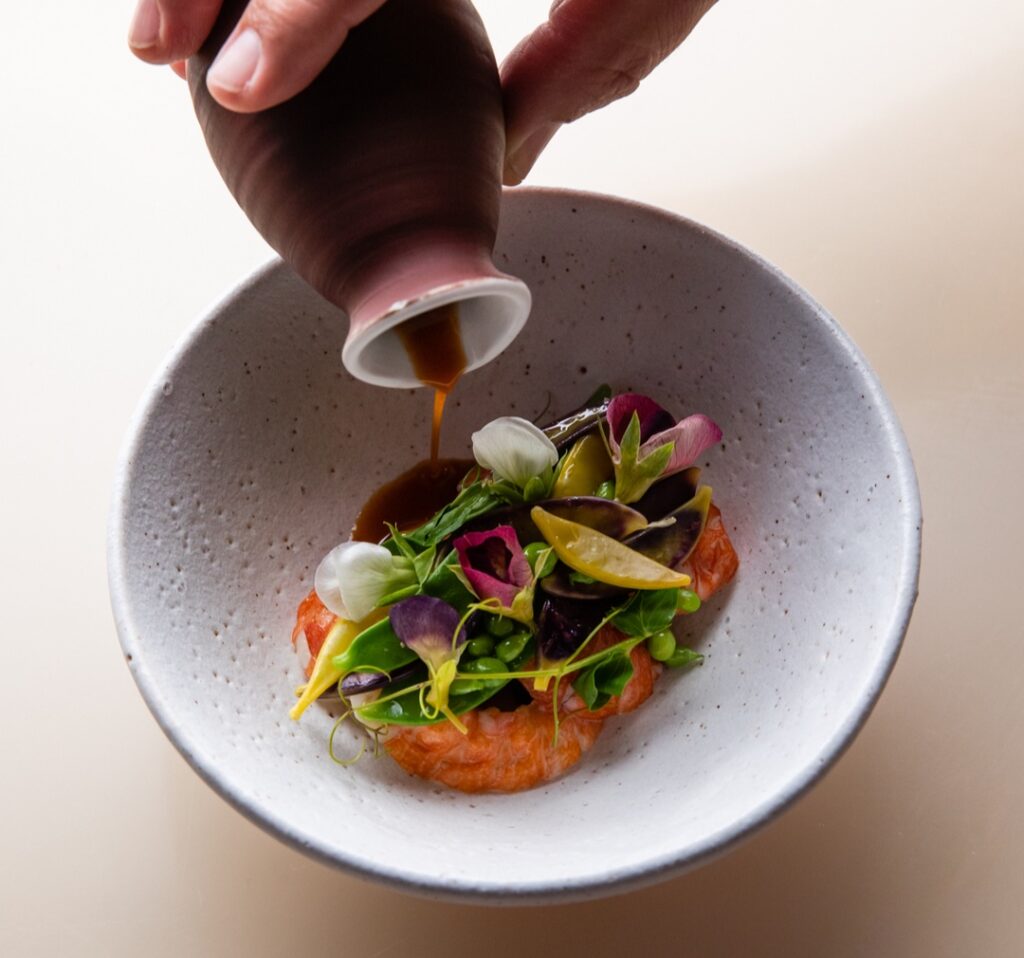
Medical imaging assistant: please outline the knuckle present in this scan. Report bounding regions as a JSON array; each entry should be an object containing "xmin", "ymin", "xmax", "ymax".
[
  {"xmin": 246, "ymin": 0, "xmax": 341, "ymax": 38},
  {"xmin": 157, "ymin": 0, "xmax": 222, "ymax": 56},
  {"xmin": 561, "ymin": 49, "xmax": 654, "ymax": 121}
]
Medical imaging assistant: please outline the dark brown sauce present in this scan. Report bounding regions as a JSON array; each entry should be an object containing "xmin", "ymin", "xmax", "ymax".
[
  {"xmin": 395, "ymin": 302, "xmax": 467, "ymax": 459},
  {"xmin": 352, "ymin": 458, "xmax": 474, "ymax": 543}
]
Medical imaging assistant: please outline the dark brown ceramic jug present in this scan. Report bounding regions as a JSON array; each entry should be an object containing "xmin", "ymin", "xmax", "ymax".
[{"xmin": 188, "ymin": 0, "xmax": 529, "ymax": 386}]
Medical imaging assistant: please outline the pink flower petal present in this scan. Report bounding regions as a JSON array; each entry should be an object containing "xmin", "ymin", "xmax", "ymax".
[
  {"xmin": 452, "ymin": 525, "xmax": 532, "ymax": 608},
  {"xmin": 641, "ymin": 414, "xmax": 723, "ymax": 475},
  {"xmin": 606, "ymin": 393, "xmax": 675, "ymax": 453}
]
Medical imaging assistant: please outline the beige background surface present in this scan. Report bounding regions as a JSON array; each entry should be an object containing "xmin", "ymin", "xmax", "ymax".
[{"xmin": 2, "ymin": 1, "xmax": 1022, "ymax": 955}]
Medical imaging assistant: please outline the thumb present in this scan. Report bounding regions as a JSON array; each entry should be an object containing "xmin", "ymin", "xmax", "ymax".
[{"xmin": 500, "ymin": 0, "xmax": 717, "ymax": 185}]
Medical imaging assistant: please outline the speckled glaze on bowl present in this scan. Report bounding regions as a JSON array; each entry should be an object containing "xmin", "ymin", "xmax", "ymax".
[{"xmin": 108, "ymin": 189, "xmax": 920, "ymax": 903}]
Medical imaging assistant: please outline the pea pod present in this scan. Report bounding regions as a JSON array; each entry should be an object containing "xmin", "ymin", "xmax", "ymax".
[
  {"xmin": 540, "ymin": 485, "xmax": 712, "ymax": 599},
  {"xmin": 464, "ymin": 496, "xmax": 647, "ymax": 545},
  {"xmin": 632, "ymin": 467, "xmax": 701, "ymax": 521},
  {"xmin": 356, "ymin": 638, "xmax": 536, "ymax": 726},
  {"xmin": 340, "ymin": 660, "xmax": 422, "ymax": 696},
  {"xmin": 331, "ymin": 617, "xmax": 418, "ymax": 677},
  {"xmin": 328, "ymin": 556, "xmax": 475, "ymax": 695},
  {"xmin": 623, "ymin": 486, "xmax": 712, "ymax": 569},
  {"xmin": 531, "ymin": 506, "xmax": 690, "ymax": 590},
  {"xmin": 542, "ymin": 398, "xmax": 611, "ymax": 452}
]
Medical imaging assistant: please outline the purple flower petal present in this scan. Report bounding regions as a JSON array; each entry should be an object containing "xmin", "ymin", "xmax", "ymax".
[
  {"xmin": 453, "ymin": 525, "xmax": 532, "ymax": 608},
  {"xmin": 389, "ymin": 595, "xmax": 466, "ymax": 669},
  {"xmin": 607, "ymin": 393, "xmax": 676, "ymax": 449},
  {"xmin": 642, "ymin": 414, "xmax": 723, "ymax": 475}
]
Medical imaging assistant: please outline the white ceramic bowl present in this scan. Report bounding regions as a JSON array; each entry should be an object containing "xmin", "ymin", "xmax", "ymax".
[{"xmin": 108, "ymin": 188, "xmax": 920, "ymax": 902}]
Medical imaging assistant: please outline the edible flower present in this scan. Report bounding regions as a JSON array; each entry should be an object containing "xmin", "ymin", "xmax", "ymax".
[
  {"xmin": 453, "ymin": 525, "xmax": 535, "ymax": 623},
  {"xmin": 390, "ymin": 595, "xmax": 469, "ymax": 732},
  {"xmin": 315, "ymin": 541, "xmax": 417, "ymax": 622},
  {"xmin": 471, "ymin": 416, "xmax": 559, "ymax": 490},
  {"xmin": 606, "ymin": 393, "xmax": 722, "ymax": 503}
]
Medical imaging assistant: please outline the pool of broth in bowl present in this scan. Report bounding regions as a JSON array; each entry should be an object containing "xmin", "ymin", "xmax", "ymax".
[{"xmin": 352, "ymin": 303, "xmax": 473, "ymax": 542}]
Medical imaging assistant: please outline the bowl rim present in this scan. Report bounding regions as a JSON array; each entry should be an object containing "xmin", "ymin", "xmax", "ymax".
[{"xmin": 107, "ymin": 186, "xmax": 922, "ymax": 904}]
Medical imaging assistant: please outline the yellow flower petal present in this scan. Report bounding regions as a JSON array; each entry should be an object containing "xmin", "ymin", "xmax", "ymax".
[{"xmin": 290, "ymin": 609, "xmax": 387, "ymax": 721}]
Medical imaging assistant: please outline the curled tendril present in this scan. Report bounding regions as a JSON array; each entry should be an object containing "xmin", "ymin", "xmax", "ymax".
[{"xmin": 328, "ymin": 709, "xmax": 366, "ymax": 767}]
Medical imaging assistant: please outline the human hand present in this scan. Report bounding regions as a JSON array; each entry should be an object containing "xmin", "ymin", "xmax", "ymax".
[
  {"xmin": 127, "ymin": 0, "xmax": 389, "ymax": 112},
  {"xmin": 127, "ymin": 0, "xmax": 716, "ymax": 184},
  {"xmin": 500, "ymin": 0, "xmax": 717, "ymax": 184}
]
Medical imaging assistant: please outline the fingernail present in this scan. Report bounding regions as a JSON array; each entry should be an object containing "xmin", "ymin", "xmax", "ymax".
[
  {"xmin": 128, "ymin": 0, "xmax": 161, "ymax": 50},
  {"xmin": 504, "ymin": 122, "xmax": 561, "ymax": 185},
  {"xmin": 208, "ymin": 28, "xmax": 262, "ymax": 94}
]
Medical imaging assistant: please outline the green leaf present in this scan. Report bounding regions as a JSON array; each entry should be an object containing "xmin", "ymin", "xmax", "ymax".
[
  {"xmin": 611, "ymin": 588, "xmax": 679, "ymax": 637},
  {"xmin": 573, "ymin": 651, "xmax": 634, "ymax": 711},
  {"xmin": 385, "ymin": 523, "xmax": 418, "ymax": 560},
  {"xmin": 487, "ymin": 479, "xmax": 525, "ymax": 503},
  {"xmin": 621, "ymin": 410, "xmax": 642, "ymax": 461},
  {"xmin": 404, "ymin": 482, "xmax": 505, "ymax": 548},
  {"xmin": 613, "ymin": 411, "xmax": 675, "ymax": 503},
  {"xmin": 411, "ymin": 543, "xmax": 437, "ymax": 583},
  {"xmin": 332, "ymin": 618, "xmax": 417, "ymax": 677},
  {"xmin": 420, "ymin": 557, "xmax": 476, "ymax": 614},
  {"xmin": 665, "ymin": 647, "xmax": 703, "ymax": 669}
]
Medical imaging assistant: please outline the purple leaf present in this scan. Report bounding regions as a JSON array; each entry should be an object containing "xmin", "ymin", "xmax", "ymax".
[
  {"xmin": 453, "ymin": 525, "xmax": 532, "ymax": 608},
  {"xmin": 389, "ymin": 595, "xmax": 466, "ymax": 670}
]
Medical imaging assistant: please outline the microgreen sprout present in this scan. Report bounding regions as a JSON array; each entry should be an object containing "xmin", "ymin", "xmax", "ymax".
[{"xmin": 607, "ymin": 394, "xmax": 722, "ymax": 503}]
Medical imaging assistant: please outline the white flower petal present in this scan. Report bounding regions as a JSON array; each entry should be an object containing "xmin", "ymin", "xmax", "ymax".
[
  {"xmin": 315, "ymin": 541, "xmax": 401, "ymax": 622},
  {"xmin": 471, "ymin": 416, "xmax": 558, "ymax": 488}
]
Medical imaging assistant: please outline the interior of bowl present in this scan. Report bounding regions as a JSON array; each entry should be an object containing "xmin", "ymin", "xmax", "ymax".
[{"xmin": 109, "ymin": 188, "xmax": 919, "ymax": 901}]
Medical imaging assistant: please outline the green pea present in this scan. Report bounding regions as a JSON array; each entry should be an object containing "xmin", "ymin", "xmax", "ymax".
[
  {"xmin": 665, "ymin": 647, "xmax": 703, "ymax": 669},
  {"xmin": 534, "ymin": 547, "xmax": 558, "ymax": 579},
  {"xmin": 495, "ymin": 632, "xmax": 530, "ymax": 663},
  {"xmin": 676, "ymin": 588, "xmax": 701, "ymax": 613},
  {"xmin": 450, "ymin": 678, "xmax": 485, "ymax": 695},
  {"xmin": 466, "ymin": 636, "xmax": 494, "ymax": 658},
  {"xmin": 487, "ymin": 616, "xmax": 514, "ymax": 638},
  {"xmin": 462, "ymin": 656, "xmax": 506, "ymax": 675},
  {"xmin": 523, "ymin": 541, "xmax": 548, "ymax": 565},
  {"xmin": 646, "ymin": 630, "xmax": 677, "ymax": 662},
  {"xmin": 595, "ymin": 480, "xmax": 616, "ymax": 500}
]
